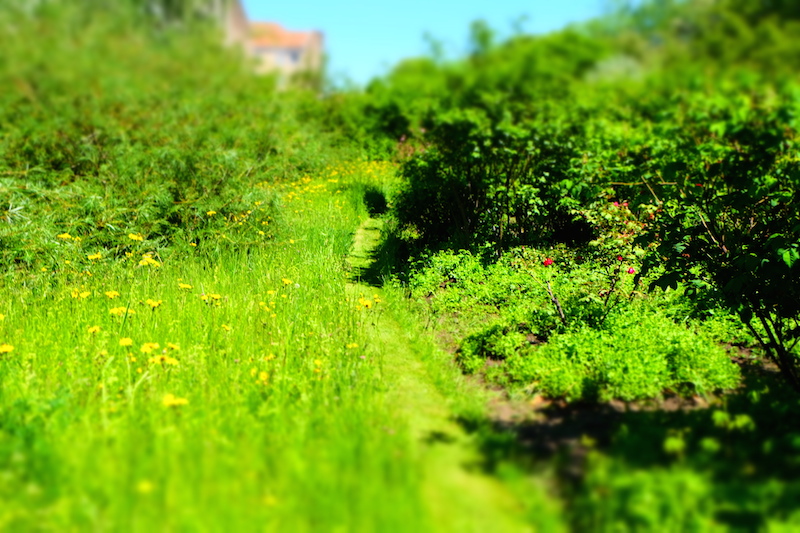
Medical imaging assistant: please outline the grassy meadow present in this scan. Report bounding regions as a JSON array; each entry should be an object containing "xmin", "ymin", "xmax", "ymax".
[{"xmin": 4, "ymin": 0, "xmax": 800, "ymax": 531}]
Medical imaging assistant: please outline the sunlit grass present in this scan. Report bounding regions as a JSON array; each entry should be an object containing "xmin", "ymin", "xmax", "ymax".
[{"xmin": 0, "ymin": 164, "xmax": 438, "ymax": 531}]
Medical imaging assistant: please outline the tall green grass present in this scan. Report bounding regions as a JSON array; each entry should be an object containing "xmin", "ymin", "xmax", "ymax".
[{"xmin": 0, "ymin": 166, "xmax": 437, "ymax": 530}]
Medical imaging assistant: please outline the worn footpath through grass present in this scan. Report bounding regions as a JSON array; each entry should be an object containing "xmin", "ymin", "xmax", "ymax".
[{"xmin": 347, "ymin": 216, "xmax": 563, "ymax": 532}]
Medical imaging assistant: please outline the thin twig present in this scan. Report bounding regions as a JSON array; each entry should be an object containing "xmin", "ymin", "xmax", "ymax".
[{"xmin": 546, "ymin": 280, "xmax": 567, "ymax": 327}]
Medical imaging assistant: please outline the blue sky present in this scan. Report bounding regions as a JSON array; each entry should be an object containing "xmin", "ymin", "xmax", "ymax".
[{"xmin": 242, "ymin": 0, "xmax": 616, "ymax": 86}]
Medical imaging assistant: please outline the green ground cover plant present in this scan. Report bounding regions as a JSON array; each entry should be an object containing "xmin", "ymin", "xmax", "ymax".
[{"xmin": 5, "ymin": 0, "xmax": 800, "ymax": 530}]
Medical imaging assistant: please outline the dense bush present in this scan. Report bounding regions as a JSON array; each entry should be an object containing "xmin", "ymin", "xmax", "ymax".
[{"xmin": 499, "ymin": 309, "xmax": 741, "ymax": 402}]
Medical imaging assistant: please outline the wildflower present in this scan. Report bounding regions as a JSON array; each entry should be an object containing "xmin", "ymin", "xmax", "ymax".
[
  {"xmin": 167, "ymin": 343, "xmax": 180, "ymax": 351},
  {"xmin": 110, "ymin": 307, "xmax": 135, "ymax": 316},
  {"xmin": 266, "ymin": 290, "xmax": 276, "ymax": 296},
  {"xmin": 140, "ymin": 342, "xmax": 160, "ymax": 354},
  {"xmin": 57, "ymin": 233, "xmax": 72, "ymax": 240},
  {"xmin": 138, "ymin": 255, "xmax": 161, "ymax": 267},
  {"xmin": 207, "ymin": 211, "xmax": 217, "ymax": 216},
  {"xmin": 0, "ymin": 344, "xmax": 13, "ymax": 354},
  {"xmin": 87, "ymin": 253, "xmax": 102, "ymax": 260},
  {"xmin": 145, "ymin": 299, "xmax": 162, "ymax": 309},
  {"xmin": 346, "ymin": 343, "xmax": 359, "ymax": 349},
  {"xmin": 0, "ymin": 314, "xmax": 4, "ymax": 321},
  {"xmin": 543, "ymin": 258, "xmax": 554, "ymax": 266},
  {"xmin": 119, "ymin": 337, "xmax": 133, "ymax": 347},
  {"xmin": 178, "ymin": 283, "xmax": 192, "ymax": 290},
  {"xmin": 221, "ymin": 324, "xmax": 231, "ymax": 331},
  {"xmin": 128, "ymin": 233, "xmax": 144, "ymax": 242},
  {"xmin": 87, "ymin": 325, "xmax": 100, "ymax": 334},
  {"xmin": 627, "ymin": 267, "xmax": 636, "ymax": 274},
  {"xmin": 105, "ymin": 291, "xmax": 120, "ymax": 299},
  {"xmin": 617, "ymin": 255, "xmax": 624, "ymax": 261},
  {"xmin": 281, "ymin": 278, "xmax": 292, "ymax": 285},
  {"xmin": 162, "ymin": 393, "xmax": 188, "ymax": 407},
  {"xmin": 209, "ymin": 294, "xmax": 221, "ymax": 300},
  {"xmin": 189, "ymin": 243, "xmax": 197, "ymax": 247},
  {"xmin": 149, "ymin": 355, "xmax": 179, "ymax": 366}
]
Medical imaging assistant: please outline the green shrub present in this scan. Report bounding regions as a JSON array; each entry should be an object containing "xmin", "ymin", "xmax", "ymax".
[
  {"xmin": 458, "ymin": 322, "xmax": 526, "ymax": 374},
  {"xmin": 505, "ymin": 309, "xmax": 740, "ymax": 401}
]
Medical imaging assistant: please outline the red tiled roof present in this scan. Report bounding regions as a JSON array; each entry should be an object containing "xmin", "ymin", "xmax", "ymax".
[{"xmin": 250, "ymin": 22, "xmax": 315, "ymax": 49}]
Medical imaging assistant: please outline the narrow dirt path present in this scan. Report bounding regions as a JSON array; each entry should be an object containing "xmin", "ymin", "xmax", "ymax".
[{"xmin": 347, "ymin": 217, "xmax": 536, "ymax": 533}]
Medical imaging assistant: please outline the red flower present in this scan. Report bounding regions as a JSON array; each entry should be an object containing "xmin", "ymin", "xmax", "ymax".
[
  {"xmin": 617, "ymin": 255, "xmax": 624, "ymax": 261},
  {"xmin": 543, "ymin": 258, "xmax": 554, "ymax": 266},
  {"xmin": 627, "ymin": 267, "xmax": 636, "ymax": 274}
]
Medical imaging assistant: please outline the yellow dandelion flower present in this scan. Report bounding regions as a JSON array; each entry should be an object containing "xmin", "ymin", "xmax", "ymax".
[
  {"xmin": 206, "ymin": 210, "xmax": 217, "ymax": 216},
  {"xmin": 178, "ymin": 283, "xmax": 192, "ymax": 290},
  {"xmin": 266, "ymin": 290, "xmax": 276, "ymax": 295},
  {"xmin": 167, "ymin": 343, "xmax": 179, "ymax": 351},
  {"xmin": 128, "ymin": 233, "xmax": 144, "ymax": 241},
  {"xmin": 140, "ymin": 342, "xmax": 160, "ymax": 354},
  {"xmin": 221, "ymin": 324, "xmax": 231, "ymax": 331},
  {"xmin": 110, "ymin": 307, "xmax": 135, "ymax": 316},
  {"xmin": 189, "ymin": 242, "xmax": 197, "ymax": 247},
  {"xmin": 0, "ymin": 344, "xmax": 14, "ymax": 354},
  {"xmin": 119, "ymin": 337, "xmax": 133, "ymax": 347},
  {"xmin": 87, "ymin": 325, "xmax": 100, "ymax": 334},
  {"xmin": 149, "ymin": 355, "xmax": 178, "ymax": 366},
  {"xmin": 210, "ymin": 294, "xmax": 221, "ymax": 300},
  {"xmin": 79, "ymin": 291, "xmax": 91, "ymax": 299},
  {"xmin": 138, "ymin": 255, "xmax": 161, "ymax": 267},
  {"xmin": 87, "ymin": 253, "xmax": 102, "ymax": 260},
  {"xmin": 346, "ymin": 343, "xmax": 359, "ymax": 349},
  {"xmin": 145, "ymin": 299, "xmax": 162, "ymax": 309},
  {"xmin": 105, "ymin": 291, "xmax": 120, "ymax": 299},
  {"xmin": 281, "ymin": 278, "xmax": 292, "ymax": 285},
  {"xmin": 0, "ymin": 314, "xmax": 4, "ymax": 321},
  {"xmin": 199, "ymin": 294, "xmax": 209, "ymax": 301},
  {"xmin": 162, "ymin": 393, "xmax": 188, "ymax": 407},
  {"xmin": 57, "ymin": 233, "xmax": 72, "ymax": 240},
  {"xmin": 258, "ymin": 371, "xmax": 268, "ymax": 382}
]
